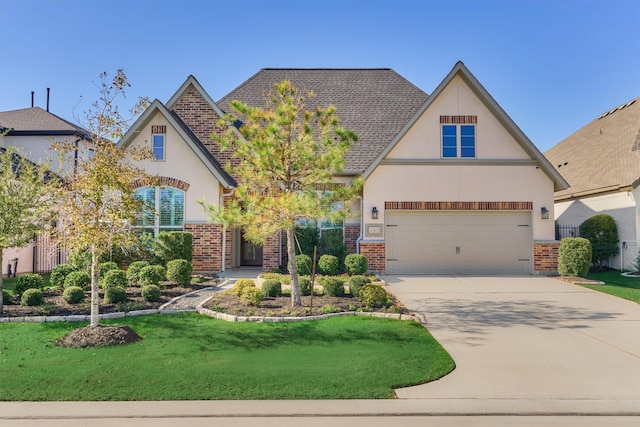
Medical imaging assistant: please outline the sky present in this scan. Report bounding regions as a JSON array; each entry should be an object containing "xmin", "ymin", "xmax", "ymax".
[{"xmin": 1, "ymin": 0, "xmax": 639, "ymax": 153}]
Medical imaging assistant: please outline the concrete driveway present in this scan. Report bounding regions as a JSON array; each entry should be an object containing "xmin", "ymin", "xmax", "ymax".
[{"xmin": 383, "ymin": 276, "xmax": 640, "ymax": 404}]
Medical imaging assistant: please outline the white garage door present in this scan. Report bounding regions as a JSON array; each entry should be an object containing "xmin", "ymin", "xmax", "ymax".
[{"xmin": 386, "ymin": 211, "xmax": 532, "ymax": 274}]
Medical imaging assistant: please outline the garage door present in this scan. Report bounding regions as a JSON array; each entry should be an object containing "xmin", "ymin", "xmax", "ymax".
[{"xmin": 386, "ymin": 211, "xmax": 532, "ymax": 274}]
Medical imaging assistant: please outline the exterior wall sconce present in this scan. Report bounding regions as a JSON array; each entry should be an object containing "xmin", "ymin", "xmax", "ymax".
[
  {"xmin": 541, "ymin": 207, "xmax": 549, "ymax": 220},
  {"xmin": 371, "ymin": 206, "xmax": 379, "ymax": 219}
]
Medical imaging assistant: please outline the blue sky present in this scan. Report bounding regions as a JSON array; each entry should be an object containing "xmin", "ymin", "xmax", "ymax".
[{"xmin": 1, "ymin": 0, "xmax": 638, "ymax": 152}]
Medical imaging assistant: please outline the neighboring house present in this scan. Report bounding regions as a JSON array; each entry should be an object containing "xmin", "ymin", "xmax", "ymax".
[
  {"xmin": 545, "ymin": 97, "xmax": 640, "ymax": 270},
  {"xmin": 119, "ymin": 62, "xmax": 567, "ymax": 275},
  {"xmin": 0, "ymin": 106, "xmax": 91, "ymax": 275}
]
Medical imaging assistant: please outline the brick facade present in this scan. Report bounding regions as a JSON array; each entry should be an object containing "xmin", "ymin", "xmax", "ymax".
[
  {"xmin": 533, "ymin": 242, "xmax": 559, "ymax": 274},
  {"xmin": 184, "ymin": 223, "xmax": 223, "ymax": 272},
  {"xmin": 345, "ymin": 224, "xmax": 360, "ymax": 255},
  {"xmin": 263, "ymin": 234, "xmax": 281, "ymax": 271},
  {"xmin": 360, "ymin": 242, "xmax": 386, "ymax": 272}
]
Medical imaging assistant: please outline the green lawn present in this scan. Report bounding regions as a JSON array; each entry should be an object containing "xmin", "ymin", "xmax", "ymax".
[
  {"xmin": 585, "ymin": 270, "xmax": 640, "ymax": 304},
  {"xmin": 0, "ymin": 313, "xmax": 455, "ymax": 400}
]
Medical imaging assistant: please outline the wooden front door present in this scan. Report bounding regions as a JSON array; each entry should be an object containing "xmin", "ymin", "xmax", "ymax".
[{"xmin": 241, "ymin": 234, "xmax": 263, "ymax": 266}]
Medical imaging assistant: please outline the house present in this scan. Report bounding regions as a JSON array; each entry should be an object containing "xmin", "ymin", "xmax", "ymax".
[
  {"xmin": 119, "ymin": 62, "xmax": 567, "ymax": 275},
  {"xmin": 0, "ymin": 106, "xmax": 91, "ymax": 275},
  {"xmin": 545, "ymin": 97, "xmax": 640, "ymax": 270}
]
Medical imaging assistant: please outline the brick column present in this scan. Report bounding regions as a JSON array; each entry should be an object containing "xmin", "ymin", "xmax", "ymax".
[
  {"xmin": 262, "ymin": 233, "xmax": 281, "ymax": 271},
  {"xmin": 534, "ymin": 241, "xmax": 559, "ymax": 274},
  {"xmin": 184, "ymin": 223, "xmax": 223, "ymax": 273},
  {"xmin": 360, "ymin": 242, "xmax": 386, "ymax": 273},
  {"xmin": 344, "ymin": 224, "xmax": 360, "ymax": 255}
]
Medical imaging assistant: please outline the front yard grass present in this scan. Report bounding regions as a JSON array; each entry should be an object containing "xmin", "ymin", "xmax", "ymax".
[
  {"xmin": 0, "ymin": 312, "xmax": 454, "ymax": 400},
  {"xmin": 585, "ymin": 270, "xmax": 640, "ymax": 304}
]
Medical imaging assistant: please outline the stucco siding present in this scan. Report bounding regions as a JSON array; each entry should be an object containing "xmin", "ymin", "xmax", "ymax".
[
  {"xmin": 555, "ymin": 191, "xmax": 638, "ymax": 270},
  {"xmin": 125, "ymin": 111, "xmax": 221, "ymax": 223}
]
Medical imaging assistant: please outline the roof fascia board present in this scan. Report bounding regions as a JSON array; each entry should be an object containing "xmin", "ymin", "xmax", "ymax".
[
  {"xmin": 117, "ymin": 100, "xmax": 235, "ymax": 188},
  {"xmin": 166, "ymin": 75, "xmax": 227, "ymax": 118},
  {"xmin": 362, "ymin": 61, "xmax": 569, "ymax": 192}
]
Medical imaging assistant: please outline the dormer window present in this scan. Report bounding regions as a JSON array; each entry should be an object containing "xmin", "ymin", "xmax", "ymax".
[{"xmin": 441, "ymin": 115, "xmax": 477, "ymax": 158}]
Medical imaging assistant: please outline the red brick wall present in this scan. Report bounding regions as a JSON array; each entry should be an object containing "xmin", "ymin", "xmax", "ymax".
[
  {"xmin": 534, "ymin": 242, "xmax": 559, "ymax": 274},
  {"xmin": 263, "ymin": 233, "xmax": 281, "ymax": 271},
  {"xmin": 360, "ymin": 242, "xmax": 386, "ymax": 272},
  {"xmin": 184, "ymin": 223, "xmax": 223, "ymax": 272},
  {"xmin": 344, "ymin": 224, "xmax": 360, "ymax": 255}
]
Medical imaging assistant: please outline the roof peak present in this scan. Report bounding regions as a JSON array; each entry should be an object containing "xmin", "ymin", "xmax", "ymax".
[{"xmin": 260, "ymin": 68, "xmax": 393, "ymax": 71}]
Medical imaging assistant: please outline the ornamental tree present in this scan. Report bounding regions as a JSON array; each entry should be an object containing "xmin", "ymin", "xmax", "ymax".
[
  {"xmin": 0, "ymin": 146, "xmax": 55, "ymax": 314},
  {"xmin": 53, "ymin": 70, "xmax": 152, "ymax": 327},
  {"xmin": 202, "ymin": 80, "xmax": 360, "ymax": 307},
  {"xmin": 579, "ymin": 214, "xmax": 619, "ymax": 269}
]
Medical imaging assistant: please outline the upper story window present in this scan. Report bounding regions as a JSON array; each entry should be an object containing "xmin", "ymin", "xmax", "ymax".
[
  {"xmin": 440, "ymin": 115, "xmax": 477, "ymax": 158},
  {"xmin": 151, "ymin": 124, "xmax": 167, "ymax": 161}
]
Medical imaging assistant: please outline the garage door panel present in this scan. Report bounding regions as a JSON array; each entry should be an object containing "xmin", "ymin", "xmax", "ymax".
[{"xmin": 386, "ymin": 211, "xmax": 532, "ymax": 275}]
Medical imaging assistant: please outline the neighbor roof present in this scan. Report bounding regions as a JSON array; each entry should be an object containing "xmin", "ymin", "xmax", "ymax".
[
  {"xmin": 217, "ymin": 68, "xmax": 429, "ymax": 174},
  {"xmin": 545, "ymin": 97, "xmax": 640, "ymax": 200},
  {"xmin": 0, "ymin": 107, "xmax": 90, "ymax": 139}
]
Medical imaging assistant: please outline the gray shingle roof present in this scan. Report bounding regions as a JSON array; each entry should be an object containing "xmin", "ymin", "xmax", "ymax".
[
  {"xmin": 217, "ymin": 69, "xmax": 429, "ymax": 173},
  {"xmin": 544, "ymin": 97, "xmax": 640, "ymax": 199},
  {"xmin": 0, "ymin": 107, "xmax": 90, "ymax": 138}
]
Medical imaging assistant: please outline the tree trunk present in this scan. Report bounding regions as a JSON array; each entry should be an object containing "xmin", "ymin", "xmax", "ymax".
[
  {"xmin": 287, "ymin": 227, "xmax": 302, "ymax": 307},
  {"xmin": 90, "ymin": 246, "xmax": 100, "ymax": 327}
]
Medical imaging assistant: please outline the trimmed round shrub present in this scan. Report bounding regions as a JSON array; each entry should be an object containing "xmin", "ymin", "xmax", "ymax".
[
  {"xmin": 298, "ymin": 276, "xmax": 313, "ymax": 296},
  {"xmin": 104, "ymin": 286, "xmax": 128, "ymax": 304},
  {"xmin": 98, "ymin": 261, "xmax": 119, "ymax": 278},
  {"xmin": 126, "ymin": 260, "xmax": 150, "ymax": 286},
  {"xmin": 141, "ymin": 284, "xmax": 161, "ymax": 302},
  {"xmin": 344, "ymin": 254, "xmax": 368, "ymax": 276},
  {"xmin": 63, "ymin": 286, "xmax": 85, "ymax": 304},
  {"xmin": 348, "ymin": 275, "xmax": 371, "ymax": 297},
  {"xmin": 232, "ymin": 279, "xmax": 256, "ymax": 297},
  {"xmin": 359, "ymin": 283, "xmax": 388, "ymax": 308},
  {"xmin": 558, "ymin": 237, "xmax": 592, "ymax": 277},
  {"xmin": 240, "ymin": 286, "xmax": 264, "ymax": 306},
  {"xmin": 50, "ymin": 264, "xmax": 76, "ymax": 289},
  {"xmin": 322, "ymin": 277, "xmax": 345, "ymax": 297},
  {"xmin": 14, "ymin": 273, "xmax": 44, "ymax": 297},
  {"xmin": 166, "ymin": 259, "xmax": 193, "ymax": 286},
  {"xmin": 139, "ymin": 265, "xmax": 166, "ymax": 287},
  {"xmin": 21, "ymin": 288, "xmax": 43, "ymax": 306},
  {"xmin": 101, "ymin": 269, "xmax": 127, "ymax": 289},
  {"xmin": 579, "ymin": 214, "xmax": 619, "ymax": 268},
  {"xmin": 318, "ymin": 254, "xmax": 339, "ymax": 275},
  {"xmin": 295, "ymin": 254, "xmax": 313, "ymax": 275},
  {"xmin": 261, "ymin": 279, "xmax": 282, "ymax": 297},
  {"xmin": 64, "ymin": 271, "xmax": 91, "ymax": 291}
]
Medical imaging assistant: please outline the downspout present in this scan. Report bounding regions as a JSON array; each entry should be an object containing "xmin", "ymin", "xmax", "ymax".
[{"xmin": 220, "ymin": 187, "xmax": 235, "ymax": 272}]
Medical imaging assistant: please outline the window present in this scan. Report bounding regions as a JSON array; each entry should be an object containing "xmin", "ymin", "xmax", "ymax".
[
  {"xmin": 134, "ymin": 186, "xmax": 184, "ymax": 236},
  {"xmin": 441, "ymin": 124, "xmax": 476, "ymax": 158},
  {"xmin": 152, "ymin": 134, "xmax": 165, "ymax": 161}
]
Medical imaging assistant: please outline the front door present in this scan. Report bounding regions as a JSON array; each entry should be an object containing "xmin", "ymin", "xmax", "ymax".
[{"xmin": 241, "ymin": 234, "xmax": 263, "ymax": 266}]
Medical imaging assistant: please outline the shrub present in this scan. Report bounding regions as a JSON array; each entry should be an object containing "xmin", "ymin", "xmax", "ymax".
[
  {"xmin": 231, "ymin": 279, "xmax": 256, "ymax": 297},
  {"xmin": 50, "ymin": 264, "xmax": 76, "ymax": 289},
  {"xmin": 635, "ymin": 253, "xmax": 640, "ymax": 274},
  {"xmin": 104, "ymin": 286, "xmax": 128, "ymax": 304},
  {"xmin": 322, "ymin": 277, "xmax": 345, "ymax": 297},
  {"xmin": 295, "ymin": 254, "xmax": 313, "ymax": 275},
  {"xmin": 240, "ymin": 287, "xmax": 264, "ymax": 306},
  {"xmin": 318, "ymin": 229, "xmax": 346, "ymax": 265},
  {"xmin": 98, "ymin": 261, "xmax": 119, "ymax": 278},
  {"xmin": 14, "ymin": 273, "xmax": 44, "ymax": 297},
  {"xmin": 359, "ymin": 284, "xmax": 388, "ymax": 308},
  {"xmin": 126, "ymin": 260, "xmax": 150, "ymax": 286},
  {"xmin": 69, "ymin": 249, "xmax": 91, "ymax": 271},
  {"xmin": 21, "ymin": 288, "xmax": 44, "ymax": 306},
  {"xmin": 2, "ymin": 290, "xmax": 11, "ymax": 304},
  {"xmin": 294, "ymin": 225, "xmax": 319, "ymax": 259},
  {"xmin": 298, "ymin": 276, "xmax": 313, "ymax": 296},
  {"xmin": 64, "ymin": 271, "xmax": 91, "ymax": 291},
  {"xmin": 141, "ymin": 284, "xmax": 161, "ymax": 302},
  {"xmin": 261, "ymin": 279, "xmax": 282, "ymax": 297},
  {"xmin": 558, "ymin": 237, "xmax": 592, "ymax": 277},
  {"xmin": 153, "ymin": 231, "xmax": 193, "ymax": 264},
  {"xmin": 348, "ymin": 275, "xmax": 371, "ymax": 297},
  {"xmin": 138, "ymin": 265, "xmax": 166, "ymax": 287},
  {"xmin": 101, "ymin": 269, "xmax": 127, "ymax": 289},
  {"xmin": 166, "ymin": 259, "xmax": 193, "ymax": 286},
  {"xmin": 63, "ymin": 286, "xmax": 85, "ymax": 304},
  {"xmin": 318, "ymin": 254, "xmax": 339, "ymax": 275},
  {"xmin": 579, "ymin": 214, "xmax": 619, "ymax": 268},
  {"xmin": 344, "ymin": 254, "xmax": 368, "ymax": 275}
]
